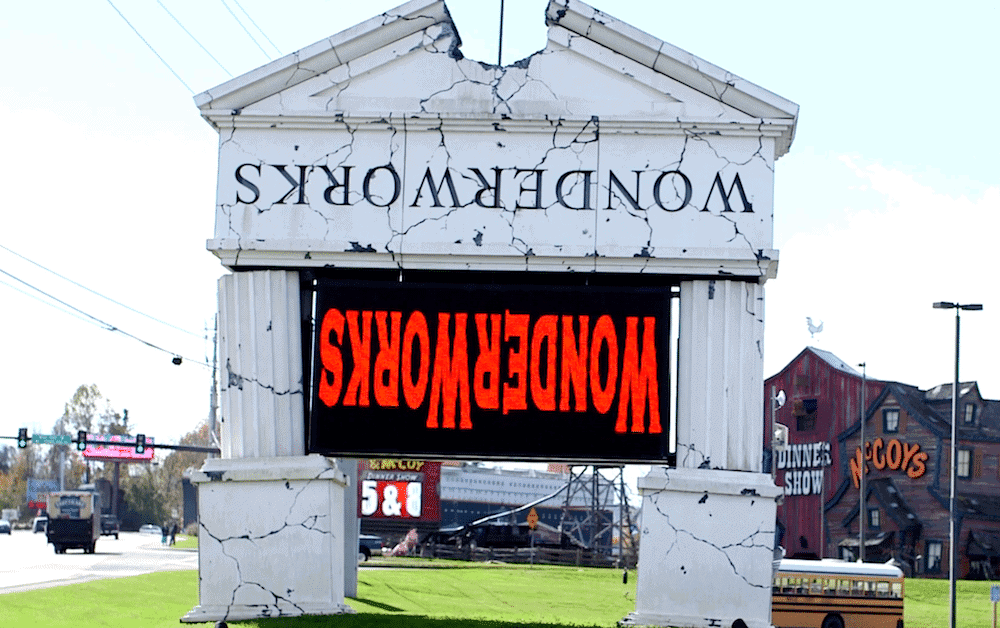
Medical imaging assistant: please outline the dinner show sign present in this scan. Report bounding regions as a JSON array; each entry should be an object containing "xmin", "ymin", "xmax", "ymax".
[{"xmin": 309, "ymin": 280, "xmax": 671, "ymax": 463}]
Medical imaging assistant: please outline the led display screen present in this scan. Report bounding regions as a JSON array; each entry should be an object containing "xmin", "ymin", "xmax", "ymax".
[{"xmin": 309, "ymin": 280, "xmax": 671, "ymax": 463}]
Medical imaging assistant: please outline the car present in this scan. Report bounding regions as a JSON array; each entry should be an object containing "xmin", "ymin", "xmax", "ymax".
[
  {"xmin": 138, "ymin": 524, "xmax": 162, "ymax": 535},
  {"xmin": 0, "ymin": 520, "xmax": 10, "ymax": 535},
  {"xmin": 32, "ymin": 516, "xmax": 47, "ymax": 533},
  {"xmin": 359, "ymin": 534, "xmax": 383, "ymax": 561},
  {"xmin": 100, "ymin": 514, "xmax": 120, "ymax": 539}
]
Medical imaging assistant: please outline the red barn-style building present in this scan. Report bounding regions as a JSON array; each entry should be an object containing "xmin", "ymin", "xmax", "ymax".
[{"xmin": 766, "ymin": 347, "xmax": 1000, "ymax": 578}]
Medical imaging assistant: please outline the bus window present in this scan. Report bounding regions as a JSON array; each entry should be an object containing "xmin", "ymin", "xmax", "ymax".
[
  {"xmin": 875, "ymin": 581, "xmax": 890, "ymax": 597},
  {"xmin": 823, "ymin": 578, "xmax": 837, "ymax": 594},
  {"xmin": 810, "ymin": 579, "xmax": 822, "ymax": 594},
  {"xmin": 838, "ymin": 579, "xmax": 851, "ymax": 595},
  {"xmin": 891, "ymin": 582, "xmax": 903, "ymax": 598}
]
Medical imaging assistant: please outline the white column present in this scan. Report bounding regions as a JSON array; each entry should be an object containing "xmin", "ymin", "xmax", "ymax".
[
  {"xmin": 217, "ymin": 270, "xmax": 305, "ymax": 459},
  {"xmin": 182, "ymin": 455, "xmax": 352, "ymax": 623},
  {"xmin": 676, "ymin": 279, "xmax": 765, "ymax": 472},
  {"xmin": 624, "ymin": 279, "xmax": 776, "ymax": 628},
  {"xmin": 187, "ymin": 270, "xmax": 355, "ymax": 623}
]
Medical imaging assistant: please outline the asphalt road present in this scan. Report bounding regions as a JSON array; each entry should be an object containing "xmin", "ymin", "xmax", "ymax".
[{"xmin": 0, "ymin": 528, "xmax": 197, "ymax": 594}]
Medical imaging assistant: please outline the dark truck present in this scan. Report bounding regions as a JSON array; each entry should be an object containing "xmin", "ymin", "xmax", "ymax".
[
  {"xmin": 100, "ymin": 514, "xmax": 120, "ymax": 539},
  {"xmin": 46, "ymin": 491, "xmax": 100, "ymax": 554}
]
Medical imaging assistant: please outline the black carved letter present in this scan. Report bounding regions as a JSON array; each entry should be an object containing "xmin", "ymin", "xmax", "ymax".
[
  {"xmin": 235, "ymin": 163, "xmax": 261, "ymax": 204},
  {"xmin": 515, "ymin": 169, "xmax": 545, "ymax": 209},
  {"xmin": 470, "ymin": 167, "xmax": 503, "ymax": 208},
  {"xmin": 556, "ymin": 170, "xmax": 593, "ymax": 210},
  {"xmin": 320, "ymin": 165, "xmax": 352, "ymax": 206},
  {"xmin": 272, "ymin": 165, "xmax": 310, "ymax": 205},
  {"xmin": 363, "ymin": 165, "xmax": 401, "ymax": 208},
  {"xmin": 701, "ymin": 172, "xmax": 753, "ymax": 213},
  {"xmin": 653, "ymin": 170, "xmax": 692, "ymax": 212}
]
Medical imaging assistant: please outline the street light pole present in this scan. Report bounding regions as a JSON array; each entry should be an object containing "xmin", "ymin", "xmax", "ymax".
[
  {"xmin": 858, "ymin": 362, "xmax": 867, "ymax": 562},
  {"xmin": 934, "ymin": 301, "xmax": 983, "ymax": 628}
]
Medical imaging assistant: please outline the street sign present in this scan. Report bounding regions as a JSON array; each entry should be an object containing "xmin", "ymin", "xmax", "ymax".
[
  {"xmin": 31, "ymin": 434, "xmax": 72, "ymax": 445},
  {"xmin": 527, "ymin": 507, "xmax": 539, "ymax": 530}
]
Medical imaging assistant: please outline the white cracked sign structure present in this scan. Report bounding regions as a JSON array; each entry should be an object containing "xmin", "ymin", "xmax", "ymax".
[{"xmin": 184, "ymin": 1, "xmax": 797, "ymax": 626}]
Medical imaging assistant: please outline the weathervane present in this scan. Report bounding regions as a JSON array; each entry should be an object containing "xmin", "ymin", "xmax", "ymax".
[{"xmin": 806, "ymin": 317, "xmax": 824, "ymax": 338}]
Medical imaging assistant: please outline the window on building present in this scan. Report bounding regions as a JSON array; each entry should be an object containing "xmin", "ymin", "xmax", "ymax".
[
  {"xmin": 795, "ymin": 398, "xmax": 818, "ymax": 432},
  {"xmin": 958, "ymin": 448, "xmax": 972, "ymax": 478},
  {"xmin": 926, "ymin": 540, "xmax": 943, "ymax": 573},
  {"xmin": 883, "ymin": 408, "xmax": 900, "ymax": 433},
  {"xmin": 868, "ymin": 507, "xmax": 880, "ymax": 529},
  {"xmin": 964, "ymin": 403, "xmax": 977, "ymax": 424}
]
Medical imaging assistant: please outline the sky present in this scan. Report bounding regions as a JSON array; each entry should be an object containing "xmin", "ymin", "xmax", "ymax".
[{"xmin": 1, "ymin": 0, "xmax": 996, "ymax": 465}]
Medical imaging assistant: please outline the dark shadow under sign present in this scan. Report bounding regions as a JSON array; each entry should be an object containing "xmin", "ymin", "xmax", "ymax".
[{"xmin": 309, "ymin": 280, "xmax": 672, "ymax": 463}]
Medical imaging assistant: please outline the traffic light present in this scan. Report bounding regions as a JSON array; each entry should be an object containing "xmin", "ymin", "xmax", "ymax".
[
  {"xmin": 77, "ymin": 430, "xmax": 87, "ymax": 451},
  {"xmin": 135, "ymin": 433, "xmax": 146, "ymax": 454},
  {"xmin": 17, "ymin": 428, "xmax": 28, "ymax": 448}
]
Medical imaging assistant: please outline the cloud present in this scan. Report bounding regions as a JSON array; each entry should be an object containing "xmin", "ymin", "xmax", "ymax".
[{"xmin": 766, "ymin": 157, "xmax": 999, "ymax": 395}]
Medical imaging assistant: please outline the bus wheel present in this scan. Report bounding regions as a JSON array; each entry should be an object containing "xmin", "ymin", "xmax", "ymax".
[{"xmin": 821, "ymin": 615, "xmax": 844, "ymax": 628}]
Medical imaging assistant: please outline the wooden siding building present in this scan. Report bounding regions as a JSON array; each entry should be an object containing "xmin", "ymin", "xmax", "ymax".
[{"xmin": 766, "ymin": 347, "xmax": 1000, "ymax": 578}]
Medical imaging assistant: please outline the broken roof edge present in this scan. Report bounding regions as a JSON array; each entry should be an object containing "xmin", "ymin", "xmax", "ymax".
[
  {"xmin": 194, "ymin": 0, "xmax": 450, "ymax": 115},
  {"xmin": 545, "ymin": 0, "xmax": 798, "ymax": 156}
]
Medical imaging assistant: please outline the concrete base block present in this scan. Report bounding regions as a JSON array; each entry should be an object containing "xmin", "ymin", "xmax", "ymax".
[
  {"xmin": 181, "ymin": 455, "xmax": 353, "ymax": 623},
  {"xmin": 623, "ymin": 467, "xmax": 780, "ymax": 628}
]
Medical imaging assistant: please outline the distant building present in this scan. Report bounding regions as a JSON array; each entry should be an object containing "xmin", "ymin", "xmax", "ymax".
[
  {"xmin": 767, "ymin": 347, "xmax": 1000, "ymax": 578},
  {"xmin": 359, "ymin": 460, "xmax": 616, "ymax": 547}
]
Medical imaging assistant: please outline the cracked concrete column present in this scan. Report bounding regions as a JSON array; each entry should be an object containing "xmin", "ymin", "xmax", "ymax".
[
  {"xmin": 184, "ymin": 270, "xmax": 354, "ymax": 622},
  {"xmin": 217, "ymin": 270, "xmax": 305, "ymax": 458},
  {"xmin": 676, "ymin": 279, "xmax": 765, "ymax": 472},
  {"xmin": 624, "ymin": 279, "xmax": 777, "ymax": 628}
]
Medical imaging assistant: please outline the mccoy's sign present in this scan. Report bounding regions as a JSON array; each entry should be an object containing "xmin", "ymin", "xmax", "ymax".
[{"xmin": 309, "ymin": 280, "xmax": 671, "ymax": 462}]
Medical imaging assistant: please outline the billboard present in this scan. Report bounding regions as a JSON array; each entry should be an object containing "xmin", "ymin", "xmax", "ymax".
[
  {"xmin": 310, "ymin": 280, "xmax": 671, "ymax": 463},
  {"xmin": 82, "ymin": 434, "xmax": 155, "ymax": 462},
  {"xmin": 27, "ymin": 478, "xmax": 59, "ymax": 511},
  {"xmin": 358, "ymin": 459, "xmax": 441, "ymax": 522}
]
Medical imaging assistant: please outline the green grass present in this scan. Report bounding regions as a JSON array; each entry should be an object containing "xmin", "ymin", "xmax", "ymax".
[
  {"xmin": 904, "ymin": 578, "xmax": 998, "ymax": 628},
  {"xmin": 0, "ymin": 571, "xmax": 197, "ymax": 628},
  {"xmin": 1, "ymin": 560, "xmax": 997, "ymax": 628}
]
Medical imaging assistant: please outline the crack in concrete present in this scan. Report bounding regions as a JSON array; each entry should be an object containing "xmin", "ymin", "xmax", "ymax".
[
  {"xmin": 199, "ymin": 468, "xmax": 336, "ymax": 620},
  {"xmin": 644, "ymin": 475, "xmax": 775, "ymax": 590}
]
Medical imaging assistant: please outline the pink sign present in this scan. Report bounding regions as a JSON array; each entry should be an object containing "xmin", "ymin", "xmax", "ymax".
[{"xmin": 82, "ymin": 434, "xmax": 154, "ymax": 461}]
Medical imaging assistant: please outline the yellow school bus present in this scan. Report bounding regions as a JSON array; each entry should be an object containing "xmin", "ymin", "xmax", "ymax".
[{"xmin": 772, "ymin": 559, "xmax": 904, "ymax": 628}]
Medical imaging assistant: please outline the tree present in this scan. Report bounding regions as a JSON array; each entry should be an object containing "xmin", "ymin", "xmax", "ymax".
[{"xmin": 159, "ymin": 421, "xmax": 212, "ymax": 521}]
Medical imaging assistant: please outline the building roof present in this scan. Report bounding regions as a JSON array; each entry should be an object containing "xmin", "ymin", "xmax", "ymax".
[
  {"xmin": 195, "ymin": 0, "xmax": 798, "ymax": 154},
  {"xmin": 809, "ymin": 348, "xmax": 862, "ymax": 377},
  {"xmin": 839, "ymin": 477, "xmax": 922, "ymax": 531},
  {"xmin": 925, "ymin": 382, "xmax": 981, "ymax": 402}
]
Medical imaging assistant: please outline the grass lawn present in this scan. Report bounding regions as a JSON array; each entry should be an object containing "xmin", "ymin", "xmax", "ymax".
[{"xmin": 1, "ymin": 559, "xmax": 996, "ymax": 628}]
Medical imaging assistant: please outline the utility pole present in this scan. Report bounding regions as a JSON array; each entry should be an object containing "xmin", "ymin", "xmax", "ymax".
[
  {"xmin": 208, "ymin": 316, "xmax": 219, "ymax": 457},
  {"xmin": 858, "ymin": 362, "xmax": 867, "ymax": 562}
]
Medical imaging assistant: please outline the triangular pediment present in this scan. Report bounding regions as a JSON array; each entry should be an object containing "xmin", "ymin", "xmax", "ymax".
[{"xmin": 197, "ymin": 0, "xmax": 797, "ymax": 155}]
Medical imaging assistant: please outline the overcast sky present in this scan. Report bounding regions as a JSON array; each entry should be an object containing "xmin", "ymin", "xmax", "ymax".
[{"xmin": 1, "ymin": 0, "xmax": 996, "ymax": 457}]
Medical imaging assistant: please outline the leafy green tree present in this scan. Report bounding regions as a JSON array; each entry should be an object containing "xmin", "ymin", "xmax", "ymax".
[{"xmin": 160, "ymin": 420, "xmax": 212, "ymax": 519}]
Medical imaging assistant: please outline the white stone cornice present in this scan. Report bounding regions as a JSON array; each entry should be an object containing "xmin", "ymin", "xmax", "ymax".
[
  {"xmin": 200, "ymin": 110, "xmax": 793, "ymax": 141},
  {"xmin": 206, "ymin": 241, "xmax": 778, "ymax": 280}
]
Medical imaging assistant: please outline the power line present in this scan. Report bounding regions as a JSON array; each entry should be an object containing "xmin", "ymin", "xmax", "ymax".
[
  {"xmin": 104, "ymin": 0, "xmax": 194, "ymax": 94},
  {"xmin": 0, "ymin": 266, "xmax": 209, "ymax": 368},
  {"xmin": 0, "ymin": 278, "xmax": 95, "ymax": 327},
  {"xmin": 231, "ymin": 0, "xmax": 282, "ymax": 56},
  {"xmin": 0, "ymin": 242, "xmax": 202, "ymax": 339},
  {"xmin": 156, "ymin": 0, "xmax": 233, "ymax": 78},
  {"xmin": 219, "ymin": 0, "xmax": 272, "ymax": 61}
]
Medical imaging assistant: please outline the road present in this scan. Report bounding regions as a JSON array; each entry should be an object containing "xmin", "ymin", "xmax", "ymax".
[{"xmin": 0, "ymin": 528, "xmax": 197, "ymax": 594}]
